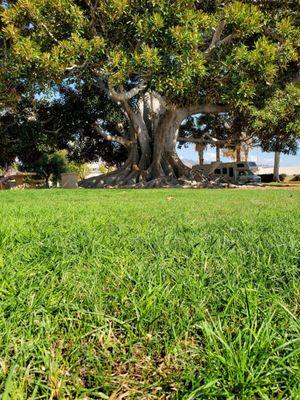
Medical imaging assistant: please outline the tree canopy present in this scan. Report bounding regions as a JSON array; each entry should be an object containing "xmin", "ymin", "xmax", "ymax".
[
  {"xmin": 2, "ymin": 1, "xmax": 299, "ymax": 105},
  {"xmin": 0, "ymin": 84, "xmax": 128, "ymax": 168},
  {"xmin": 252, "ymin": 83, "xmax": 300, "ymax": 154}
]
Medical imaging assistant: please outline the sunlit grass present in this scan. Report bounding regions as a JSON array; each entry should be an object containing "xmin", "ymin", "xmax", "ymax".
[{"xmin": 0, "ymin": 189, "xmax": 299, "ymax": 399}]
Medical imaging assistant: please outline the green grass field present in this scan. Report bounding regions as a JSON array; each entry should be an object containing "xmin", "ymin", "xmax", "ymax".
[{"xmin": 0, "ymin": 189, "xmax": 299, "ymax": 399}]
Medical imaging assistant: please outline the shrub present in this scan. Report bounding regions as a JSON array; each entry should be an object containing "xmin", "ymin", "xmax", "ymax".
[
  {"xmin": 259, "ymin": 174, "xmax": 274, "ymax": 183},
  {"xmin": 259, "ymin": 173, "xmax": 287, "ymax": 182},
  {"xmin": 291, "ymin": 174, "xmax": 300, "ymax": 181},
  {"xmin": 279, "ymin": 173, "xmax": 287, "ymax": 182},
  {"xmin": 99, "ymin": 163, "xmax": 115, "ymax": 174},
  {"xmin": 31, "ymin": 151, "xmax": 69, "ymax": 187},
  {"xmin": 69, "ymin": 162, "xmax": 91, "ymax": 180}
]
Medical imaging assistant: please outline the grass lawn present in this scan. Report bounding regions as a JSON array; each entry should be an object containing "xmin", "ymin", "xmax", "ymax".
[{"xmin": 0, "ymin": 189, "xmax": 299, "ymax": 399}]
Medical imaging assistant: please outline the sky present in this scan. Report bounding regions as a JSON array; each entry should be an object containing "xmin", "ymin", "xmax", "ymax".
[{"xmin": 177, "ymin": 144, "xmax": 300, "ymax": 167}]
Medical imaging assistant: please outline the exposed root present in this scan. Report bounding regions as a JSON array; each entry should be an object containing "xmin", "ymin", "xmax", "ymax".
[
  {"xmin": 79, "ymin": 152, "xmax": 239, "ymax": 189},
  {"xmin": 79, "ymin": 169, "xmax": 233, "ymax": 189}
]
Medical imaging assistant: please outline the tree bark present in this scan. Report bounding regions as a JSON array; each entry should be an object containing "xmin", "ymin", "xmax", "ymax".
[
  {"xmin": 196, "ymin": 144, "xmax": 205, "ymax": 165},
  {"xmin": 236, "ymin": 146, "xmax": 241, "ymax": 162},
  {"xmin": 243, "ymin": 146, "xmax": 249, "ymax": 161},
  {"xmin": 80, "ymin": 93, "xmax": 228, "ymax": 188},
  {"xmin": 273, "ymin": 151, "xmax": 281, "ymax": 182},
  {"xmin": 45, "ymin": 176, "xmax": 50, "ymax": 188},
  {"xmin": 216, "ymin": 145, "xmax": 220, "ymax": 162}
]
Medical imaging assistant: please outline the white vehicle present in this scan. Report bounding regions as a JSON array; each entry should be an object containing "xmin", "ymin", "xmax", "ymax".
[
  {"xmin": 192, "ymin": 161, "xmax": 261, "ymax": 184},
  {"xmin": 247, "ymin": 161, "xmax": 259, "ymax": 173}
]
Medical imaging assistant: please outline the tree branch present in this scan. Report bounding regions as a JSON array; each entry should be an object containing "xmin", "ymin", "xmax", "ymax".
[
  {"xmin": 40, "ymin": 116, "xmax": 54, "ymax": 125},
  {"xmin": 40, "ymin": 22, "xmax": 58, "ymax": 44},
  {"xmin": 217, "ymin": 33, "xmax": 239, "ymax": 47},
  {"xmin": 178, "ymin": 136, "xmax": 227, "ymax": 145},
  {"xmin": 93, "ymin": 68, "xmax": 110, "ymax": 77},
  {"xmin": 204, "ymin": 24, "xmax": 239, "ymax": 59},
  {"xmin": 108, "ymin": 81, "xmax": 147, "ymax": 102},
  {"xmin": 66, "ymin": 60, "xmax": 88, "ymax": 72},
  {"xmin": 92, "ymin": 122, "xmax": 133, "ymax": 147},
  {"xmin": 181, "ymin": 104, "xmax": 230, "ymax": 117},
  {"xmin": 44, "ymin": 126, "xmax": 63, "ymax": 134},
  {"xmin": 178, "ymin": 133, "xmax": 255, "ymax": 147},
  {"xmin": 205, "ymin": 19, "xmax": 226, "ymax": 53}
]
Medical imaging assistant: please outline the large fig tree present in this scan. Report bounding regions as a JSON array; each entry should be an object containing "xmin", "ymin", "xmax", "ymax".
[{"xmin": 1, "ymin": 0, "xmax": 299, "ymax": 186}]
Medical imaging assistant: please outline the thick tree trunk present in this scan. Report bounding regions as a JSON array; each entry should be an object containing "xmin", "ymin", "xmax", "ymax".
[
  {"xmin": 80, "ymin": 93, "xmax": 227, "ymax": 188},
  {"xmin": 273, "ymin": 151, "xmax": 280, "ymax": 182}
]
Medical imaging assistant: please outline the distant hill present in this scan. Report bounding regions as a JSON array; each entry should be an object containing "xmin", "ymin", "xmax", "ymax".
[{"xmin": 181, "ymin": 158, "xmax": 197, "ymax": 167}]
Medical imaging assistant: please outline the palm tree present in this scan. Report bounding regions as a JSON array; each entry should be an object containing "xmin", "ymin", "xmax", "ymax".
[
  {"xmin": 273, "ymin": 151, "xmax": 281, "ymax": 182},
  {"xmin": 195, "ymin": 143, "xmax": 206, "ymax": 165}
]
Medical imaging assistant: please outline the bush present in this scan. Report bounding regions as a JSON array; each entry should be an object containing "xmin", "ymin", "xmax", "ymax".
[
  {"xmin": 31, "ymin": 150, "xmax": 69, "ymax": 187},
  {"xmin": 279, "ymin": 173, "xmax": 287, "ymax": 182},
  {"xmin": 259, "ymin": 173, "xmax": 287, "ymax": 182},
  {"xmin": 291, "ymin": 174, "xmax": 300, "ymax": 181},
  {"xmin": 48, "ymin": 151, "xmax": 69, "ymax": 185},
  {"xmin": 259, "ymin": 174, "xmax": 274, "ymax": 183},
  {"xmin": 99, "ymin": 163, "xmax": 115, "ymax": 174},
  {"xmin": 69, "ymin": 162, "xmax": 91, "ymax": 180}
]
